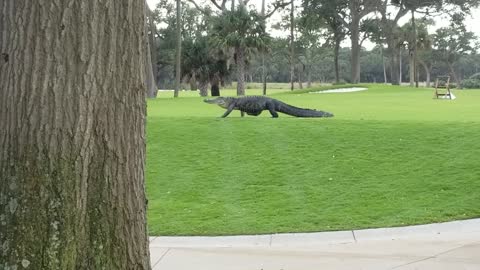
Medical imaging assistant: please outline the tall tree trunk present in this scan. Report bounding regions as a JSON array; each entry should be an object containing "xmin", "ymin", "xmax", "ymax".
[
  {"xmin": 419, "ymin": 61, "xmax": 431, "ymax": 87},
  {"xmin": 382, "ymin": 48, "xmax": 388, "ymax": 83},
  {"xmin": 0, "ymin": 1, "xmax": 150, "ymax": 269},
  {"xmin": 411, "ymin": 10, "xmax": 418, "ymax": 88},
  {"xmin": 148, "ymin": 5, "xmax": 159, "ymax": 90},
  {"xmin": 235, "ymin": 46, "xmax": 246, "ymax": 96},
  {"xmin": 448, "ymin": 62, "xmax": 460, "ymax": 86},
  {"xmin": 399, "ymin": 47, "xmax": 402, "ymax": 84},
  {"xmin": 388, "ymin": 41, "xmax": 400, "ymax": 85},
  {"xmin": 290, "ymin": 0, "xmax": 295, "ymax": 91},
  {"xmin": 409, "ymin": 49, "xmax": 415, "ymax": 86},
  {"xmin": 334, "ymin": 38, "xmax": 341, "ymax": 84},
  {"xmin": 199, "ymin": 80, "xmax": 209, "ymax": 96},
  {"xmin": 261, "ymin": 0, "xmax": 267, "ymax": 95},
  {"xmin": 350, "ymin": 16, "xmax": 361, "ymax": 83},
  {"xmin": 145, "ymin": 41, "xmax": 158, "ymax": 98},
  {"xmin": 298, "ymin": 64, "xmax": 304, "ymax": 89},
  {"xmin": 174, "ymin": 0, "xmax": 182, "ymax": 97},
  {"xmin": 145, "ymin": 4, "xmax": 157, "ymax": 98}
]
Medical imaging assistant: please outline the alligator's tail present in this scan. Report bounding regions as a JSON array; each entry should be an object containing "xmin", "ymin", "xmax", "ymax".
[{"xmin": 275, "ymin": 101, "xmax": 334, "ymax": 118}]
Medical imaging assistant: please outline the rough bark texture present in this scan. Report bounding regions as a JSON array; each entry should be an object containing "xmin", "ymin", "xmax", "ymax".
[
  {"xmin": 147, "ymin": 4, "xmax": 159, "ymax": 96},
  {"xmin": 334, "ymin": 39, "xmax": 341, "ymax": 84},
  {"xmin": 174, "ymin": 0, "xmax": 182, "ymax": 97},
  {"xmin": 290, "ymin": 0, "xmax": 295, "ymax": 91},
  {"xmin": 198, "ymin": 81, "xmax": 209, "ymax": 97},
  {"xmin": 0, "ymin": 1, "xmax": 150, "ymax": 269},
  {"xmin": 419, "ymin": 60, "xmax": 431, "ymax": 87},
  {"xmin": 350, "ymin": 15, "xmax": 361, "ymax": 83},
  {"xmin": 235, "ymin": 46, "xmax": 246, "ymax": 96},
  {"xmin": 145, "ymin": 32, "xmax": 158, "ymax": 98}
]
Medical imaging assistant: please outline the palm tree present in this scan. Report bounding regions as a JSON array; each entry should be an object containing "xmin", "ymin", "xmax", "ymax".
[
  {"xmin": 182, "ymin": 36, "xmax": 230, "ymax": 96},
  {"xmin": 210, "ymin": 6, "xmax": 271, "ymax": 96}
]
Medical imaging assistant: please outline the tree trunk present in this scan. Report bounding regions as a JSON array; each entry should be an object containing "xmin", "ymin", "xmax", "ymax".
[
  {"xmin": 334, "ymin": 38, "xmax": 341, "ymax": 84},
  {"xmin": 261, "ymin": 0, "xmax": 267, "ymax": 95},
  {"xmin": 199, "ymin": 81, "xmax": 209, "ymax": 96},
  {"xmin": 399, "ymin": 47, "xmax": 402, "ymax": 84},
  {"xmin": 174, "ymin": 0, "xmax": 182, "ymax": 97},
  {"xmin": 145, "ymin": 4, "xmax": 157, "ymax": 99},
  {"xmin": 235, "ymin": 47, "xmax": 246, "ymax": 95},
  {"xmin": 419, "ymin": 61, "xmax": 431, "ymax": 87},
  {"xmin": 350, "ymin": 16, "xmax": 361, "ymax": 83},
  {"xmin": 0, "ymin": 1, "xmax": 150, "ymax": 269},
  {"xmin": 189, "ymin": 73, "xmax": 197, "ymax": 90},
  {"xmin": 448, "ymin": 63, "xmax": 460, "ymax": 87},
  {"xmin": 388, "ymin": 40, "xmax": 400, "ymax": 85},
  {"xmin": 290, "ymin": 0, "xmax": 295, "ymax": 91},
  {"xmin": 382, "ymin": 48, "xmax": 388, "ymax": 83},
  {"xmin": 409, "ymin": 49, "xmax": 415, "ymax": 86},
  {"xmin": 148, "ymin": 5, "xmax": 159, "ymax": 90}
]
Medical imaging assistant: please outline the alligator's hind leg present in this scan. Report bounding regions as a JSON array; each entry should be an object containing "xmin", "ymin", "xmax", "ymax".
[{"xmin": 266, "ymin": 102, "xmax": 279, "ymax": 118}]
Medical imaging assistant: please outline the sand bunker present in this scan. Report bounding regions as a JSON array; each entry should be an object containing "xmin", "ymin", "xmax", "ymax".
[{"xmin": 310, "ymin": 87, "xmax": 368, "ymax": 93}]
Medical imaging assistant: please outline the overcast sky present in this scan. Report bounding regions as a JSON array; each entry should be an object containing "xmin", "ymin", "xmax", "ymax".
[{"xmin": 147, "ymin": 0, "xmax": 480, "ymax": 50}]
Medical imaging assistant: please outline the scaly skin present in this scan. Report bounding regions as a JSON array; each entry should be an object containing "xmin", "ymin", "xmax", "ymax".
[{"xmin": 204, "ymin": 96, "xmax": 334, "ymax": 118}]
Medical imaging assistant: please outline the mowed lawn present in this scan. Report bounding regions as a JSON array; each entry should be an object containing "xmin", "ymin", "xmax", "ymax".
[{"xmin": 146, "ymin": 84, "xmax": 480, "ymax": 236}]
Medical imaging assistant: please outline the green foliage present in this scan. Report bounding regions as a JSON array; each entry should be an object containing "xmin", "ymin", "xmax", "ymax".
[
  {"xmin": 461, "ymin": 78, "xmax": 480, "ymax": 89},
  {"xmin": 210, "ymin": 6, "xmax": 271, "ymax": 52},
  {"xmin": 433, "ymin": 14, "xmax": 478, "ymax": 64},
  {"xmin": 146, "ymin": 84, "xmax": 480, "ymax": 235}
]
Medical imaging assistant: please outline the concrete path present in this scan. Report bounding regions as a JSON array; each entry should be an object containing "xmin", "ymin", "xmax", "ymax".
[{"xmin": 149, "ymin": 219, "xmax": 480, "ymax": 270}]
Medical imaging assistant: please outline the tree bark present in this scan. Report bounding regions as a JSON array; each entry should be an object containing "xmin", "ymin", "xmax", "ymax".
[
  {"xmin": 419, "ymin": 60, "xmax": 431, "ymax": 87},
  {"xmin": 290, "ymin": 0, "xmax": 295, "ymax": 91},
  {"xmin": 409, "ymin": 49, "xmax": 415, "ymax": 86},
  {"xmin": 261, "ymin": 0, "xmax": 267, "ymax": 95},
  {"xmin": 334, "ymin": 38, "xmax": 341, "ymax": 84},
  {"xmin": 235, "ymin": 46, "xmax": 246, "ymax": 96},
  {"xmin": 174, "ymin": 0, "xmax": 182, "ymax": 97},
  {"xmin": 0, "ymin": 1, "xmax": 150, "ymax": 269},
  {"xmin": 448, "ymin": 62, "xmax": 460, "ymax": 86},
  {"xmin": 148, "ymin": 5, "xmax": 160, "ymax": 90},
  {"xmin": 399, "ymin": 47, "xmax": 402, "ymax": 84},
  {"xmin": 145, "ymin": 5, "xmax": 157, "ymax": 99},
  {"xmin": 350, "ymin": 16, "xmax": 361, "ymax": 83},
  {"xmin": 199, "ymin": 81, "xmax": 209, "ymax": 96}
]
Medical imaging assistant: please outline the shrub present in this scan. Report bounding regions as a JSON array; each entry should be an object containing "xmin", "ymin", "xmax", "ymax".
[{"xmin": 461, "ymin": 79, "xmax": 480, "ymax": 89}]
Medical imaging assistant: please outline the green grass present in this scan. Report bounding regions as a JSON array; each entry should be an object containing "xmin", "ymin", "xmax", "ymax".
[{"xmin": 147, "ymin": 84, "xmax": 480, "ymax": 236}]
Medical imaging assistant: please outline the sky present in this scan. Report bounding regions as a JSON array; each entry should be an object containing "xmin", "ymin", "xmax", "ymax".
[{"xmin": 147, "ymin": 0, "xmax": 480, "ymax": 50}]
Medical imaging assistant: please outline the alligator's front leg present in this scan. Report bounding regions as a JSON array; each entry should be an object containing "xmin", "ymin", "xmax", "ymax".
[
  {"xmin": 221, "ymin": 103, "xmax": 236, "ymax": 118},
  {"xmin": 266, "ymin": 102, "xmax": 279, "ymax": 118}
]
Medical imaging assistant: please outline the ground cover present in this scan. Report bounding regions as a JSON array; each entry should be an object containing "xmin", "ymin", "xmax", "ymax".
[{"xmin": 147, "ymin": 84, "xmax": 480, "ymax": 235}]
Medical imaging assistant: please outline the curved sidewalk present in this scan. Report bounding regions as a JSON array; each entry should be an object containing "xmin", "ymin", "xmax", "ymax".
[{"xmin": 149, "ymin": 218, "xmax": 480, "ymax": 270}]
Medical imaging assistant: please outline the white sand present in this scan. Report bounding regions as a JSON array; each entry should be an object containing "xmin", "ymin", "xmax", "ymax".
[{"xmin": 310, "ymin": 87, "xmax": 368, "ymax": 93}]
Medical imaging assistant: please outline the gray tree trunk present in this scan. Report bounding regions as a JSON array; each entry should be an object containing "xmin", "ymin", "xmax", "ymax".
[
  {"xmin": 174, "ymin": 0, "xmax": 182, "ymax": 97},
  {"xmin": 399, "ymin": 47, "xmax": 402, "ymax": 84},
  {"xmin": 261, "ymin": 0, "xmax": 267, "ymax": 95},
  {"xmin": 419, "ymin": 60, "xmax": 431, "ymax": 87},
  {"xmin": 148, "ymin": 5, "xmax": 160, "ymax": 90},
  {"xmin": 290, "ymin": 0, "xmax": 295, "ymax": 91},
  {"xmin": 145, "ymin": 9, "xmax": 158, "ymax": 99},
  {"xmin": 350, "ymin": 14, "xmax": 361, "ymax": 83},
  {"xmin": 235, "ymin": 46, "xmax": 246, "ymax": 96},
  {"xmin": 198, "ymin": 81, "xmax": 209, "ymax": 96},
  {"xmin": 409, "ymin": 50, "xmax": 415, "ymax": 86},
  {"xmin": 0, "ymin": 1, "xmax": 150, "ymax": 269}
]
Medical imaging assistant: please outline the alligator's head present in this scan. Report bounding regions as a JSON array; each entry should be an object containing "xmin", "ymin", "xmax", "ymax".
[{"xmin": 203, "ymin": 97, "xmax": 231, "ymax": 109}]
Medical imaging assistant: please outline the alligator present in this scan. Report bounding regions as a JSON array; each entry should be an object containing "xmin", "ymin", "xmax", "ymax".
[{"xmin": 204, "ymin": 96, "xmax": 334, "ymax": 118}]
